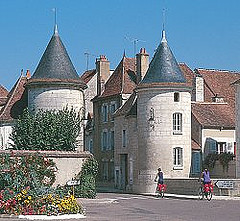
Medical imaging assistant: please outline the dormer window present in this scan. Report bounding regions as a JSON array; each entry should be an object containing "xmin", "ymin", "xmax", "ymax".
[
  {"xmin": 212, "ymin": 94, "xmax": 224, "ymax": 103},
  {"xmin": 174, "ymin": 92, "xmax": 180, "ymax": 102}
]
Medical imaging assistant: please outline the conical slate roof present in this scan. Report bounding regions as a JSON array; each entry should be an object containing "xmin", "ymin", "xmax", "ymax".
[
  {"xmin": 140, "ymin": 30, "xmax": 186, "ymax": 85},
  {"xmin": 31, "ymin": 26, "xmax": 79, "ymax": 80}
]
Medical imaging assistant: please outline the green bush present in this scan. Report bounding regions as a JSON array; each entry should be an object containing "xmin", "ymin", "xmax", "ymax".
[
  {"xmin": 218, "ymin": 152, "xmax": 234, "ymax": 171},
  {"xmin": 203, "ymin": 152, "xmax": 234, "ymax": 171},
  {"xmin": 203, "ymin": 153, "xmax": 218, "ymax": 169},
  {"xmin": 10, "ymin": 107, "xmax": 83, "ymax": 151},
  {"xmin": 74, "ymin": 157, "xmax": 98, "ymax": 198}
]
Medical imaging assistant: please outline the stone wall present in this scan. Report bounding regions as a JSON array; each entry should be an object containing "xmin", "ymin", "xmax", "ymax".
[
  {"xmin": 210, "ymin": 160, "xmax": 236, "ymax": 179},
  {"xmin": 164, "ymin": 178, "xmax": 240, "ymax": 196},
  {"xmin": 164, "ymin": 178, "xmax": 200, "ymax": 195},
  {"xmin": 0, "ymin": 150, "xmax": 92, "ymax": 186}
]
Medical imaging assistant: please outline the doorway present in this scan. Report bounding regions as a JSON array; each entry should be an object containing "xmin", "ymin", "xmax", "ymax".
[{"xmin": 120, "ymin": 154, "xmax": 128, "ymax": 190}]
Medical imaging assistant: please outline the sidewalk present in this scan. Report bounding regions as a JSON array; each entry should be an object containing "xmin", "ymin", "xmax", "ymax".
[
  {"xmin": 97, "ymin": 186, "xmax": 240, "ymax": 201},
  {"xmin": 156, "ymin": 193, "xmax": 240, "ymax": 200}
]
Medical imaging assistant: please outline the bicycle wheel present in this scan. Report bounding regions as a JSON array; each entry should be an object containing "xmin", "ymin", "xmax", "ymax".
[
  {"xmin": 198, "ymin": 187, "xmax": 204, "ymax": 200},
  {"xmin": 161, "ymin": 190, "xmax": 164, "ymax": 198},
  {"xmin": 206, "ymin": 192, "xmax": 212, "ymax": 201}
]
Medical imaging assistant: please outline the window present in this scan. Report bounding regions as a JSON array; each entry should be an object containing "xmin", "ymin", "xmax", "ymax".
[
  {"xmin": 173, "ymin": 147, "xmax": 183, "ymax": 168},
  {"xmin": 217, "ymin": 142, "xmax": 226, "ymax": 154},
  {"xmin": 110, "ymin": 102, "xmax": 117, "ymax": 121},
  {"xmin": 102, "ymin": 104, "xmax": 108, "ymax": 122},
  {"xmin": 102, "ymin": 161, "xmax": 109, "ymax": 180},
  {"xmin": 173, "ymin": 113, "xmax": 182, "ymax": 134},
  {"xmin": 174, "ymin": 92, "xmax": 180, "ymax": 102},
  {"xmin": 109, "ymin": 130, "xmax": 114, "ymax": 150},
  {"xmin": 88, "ymin": 139, "xmax": 93, "ymax": 153},
  {"xmin": 101, "ymin": 131, "xmax": 108, "ymax": 151},
  {"xmin": 122, "ymin": 130, "xmax": 126, "ymax": 147}
]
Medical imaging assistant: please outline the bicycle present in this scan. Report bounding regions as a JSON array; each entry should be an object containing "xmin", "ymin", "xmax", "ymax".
[
  {"xmin": 156, "ymin": 183, "xmax": 167, "ymax": 198},
  {"xmin": 198, "ymin": 183, "xmax": 213, "ymax": 201}
]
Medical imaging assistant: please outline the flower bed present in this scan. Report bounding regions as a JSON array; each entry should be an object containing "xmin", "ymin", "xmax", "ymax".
[{"xmin": 0, "ymin": 187, "xmax": 84, "ymax": 216}]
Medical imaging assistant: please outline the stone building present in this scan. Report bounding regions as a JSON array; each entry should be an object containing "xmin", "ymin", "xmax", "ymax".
[
  {"xmin": 114, "ymin": 31, "xmax": 192, "ymax": 193},
  {"xmin": 113, "ymin": 30, "xmax": 240, "ymax": 193},
  {"xmin": 191, "ymin": 68, "xmax": 239, "ymax": 177},
  {"xmin": 80, "ymin": 55, "xmax": 112, "ymax": 153},
  {"xmin": 91, "ymin": 53, "xmax": 142, "ymax": 184}
]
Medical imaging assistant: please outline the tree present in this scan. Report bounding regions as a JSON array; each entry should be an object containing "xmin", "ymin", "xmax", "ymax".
[{"xmin": 10, "ymin": 107, "xmax": 83, "ymax": 151}]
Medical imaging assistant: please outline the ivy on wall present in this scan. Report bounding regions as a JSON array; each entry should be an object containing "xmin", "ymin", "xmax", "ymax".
[{"xmin": 203, "ymin": 152, "xmax": 234, "ymax": 171}]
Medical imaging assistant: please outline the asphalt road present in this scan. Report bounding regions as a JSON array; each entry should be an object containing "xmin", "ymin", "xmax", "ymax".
[
  {"xmin": 1, "ymin": 193, "xmax": 239, "ymax": 221},
  {"xmin": 80, "ymin": 193, "xmax": 240, "ymax": 221}
]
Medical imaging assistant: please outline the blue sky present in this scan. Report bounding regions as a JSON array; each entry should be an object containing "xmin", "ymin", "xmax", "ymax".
[{"xmin": 1, "ymin": 0, "xmax": 240, "ymax": 90}]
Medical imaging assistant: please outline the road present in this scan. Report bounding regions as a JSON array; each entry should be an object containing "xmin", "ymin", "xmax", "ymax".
[
  {"xmin": 80, "ymin": 193, "xmax": 240, "ymax": 221},
  {"xmin": 1, "ymin": 193, "xmax": 239, "ymax": 221}
]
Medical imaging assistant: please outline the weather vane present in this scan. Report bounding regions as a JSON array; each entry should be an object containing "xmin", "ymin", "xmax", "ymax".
[{"xmin": 52, "ymin": 8, "xmax": 58, "ymax": 34}]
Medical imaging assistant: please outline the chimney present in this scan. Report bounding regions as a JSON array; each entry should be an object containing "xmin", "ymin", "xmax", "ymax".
[
  {"xmin": 26, "ymin": 70, "xmax": 31, "ymax": 79},
  {"xmin": 195, "ymin": 74, "xmax": 204, "ymax": 102},
  {"xmin": 136, "ymin": 48, "xmax": 149, "ymax": 84},
  {"xmin": 96, "ymin": 55, "xmax": 110, "ymax": 96}
]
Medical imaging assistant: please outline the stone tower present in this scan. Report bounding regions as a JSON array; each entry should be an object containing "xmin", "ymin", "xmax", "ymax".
[
  {"xmin": 135, "ymin": 30, "xmax": 192, "ymax": 193},
  {"xmin": 26, "ymin": 25, "xmax": 87, "ymax": 151}
]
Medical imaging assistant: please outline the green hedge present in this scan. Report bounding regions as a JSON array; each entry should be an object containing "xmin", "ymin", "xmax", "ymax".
[
  {"xmin": 10, "ymin": 107, "xmax": 83, "ymax": 151},
  {"xmin": 73, "ymin": 157, "xmax": 98, "ymax": 198}
]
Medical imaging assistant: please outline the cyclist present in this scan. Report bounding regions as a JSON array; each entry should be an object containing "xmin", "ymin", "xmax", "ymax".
[
  {"xmin": 199, "ymin": 168, "xmax": 213, "ymax": 200},
  {"xmin": 154, "ymin": 168, "xmax": 164, "ymax": 185},
  {"xmin": 200, "ymin": 168, "xmax": 211, "ymax": 185}
]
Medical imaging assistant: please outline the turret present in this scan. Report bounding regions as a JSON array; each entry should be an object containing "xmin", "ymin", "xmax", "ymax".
[{"xmin": 134, "ymin": 30, "xmax": 192, "ymax": 193}]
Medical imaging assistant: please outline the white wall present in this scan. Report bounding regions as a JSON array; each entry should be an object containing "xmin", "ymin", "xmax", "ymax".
[
  {"xmin": 136, "ymin": 89, "xmax": 192, "ymax": 193},
  {"xmin": 28, "ymin": 87, "xmax": 84, "ymax": 113}
]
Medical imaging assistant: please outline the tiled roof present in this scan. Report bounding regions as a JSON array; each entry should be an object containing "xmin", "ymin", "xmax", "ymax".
[
  {"xmin": 80, "ymin": 69, "xmax": 96, "ymax": 84},
  {"xmin": 192, "ymin": 102, "xmax": 235, "ymax": 128},
  {"xmin": 192, "ymin": 69, "xmax": 240, "ymax": 128},
  {"xmin": 99, "ymin": 56, "xmax": 136, "ymax": 98},
  {"xmin": 0, "ymin": 76, "xmax": 28, "ymax": 122},
  {"xmin": 0, "ymin": 85, "xmax": 8, "ymax": 106},
  {"xmin": 179, "ymin": 63, "xmax": 195, "ymax": 87},
  {"xmin": 192, "ymin": 139, "xmax": 201, "ymax": 150},
  {"xmin": 30, "ymin": 27, "xmax": 86, "ymax": 88},
  {"xmin": 140, "ymin": 31, "xmax": 187, "ymax": 87},
  {"xmin": 195, "ymin": 69, "xmax": 240, "ymax": 107},
  {"xmin": 0, "ymin": 85, "xmax": 8, "ymax": 97}
]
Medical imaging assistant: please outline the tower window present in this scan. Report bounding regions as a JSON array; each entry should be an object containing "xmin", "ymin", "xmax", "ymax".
[
  {"xmin": 173, "ymin": 147, "xmax": 183, "ymax": 168},
  {"xmin": 174, "ymin": 92, "xmax": 180, "ymax": 102},
  {"xmin": 122, "ymin": 130, "xmax": 126, "ymax": 147},
  {"xmin": 173, "ymin": 113, "xmax": 182, "ymax": 134}
]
